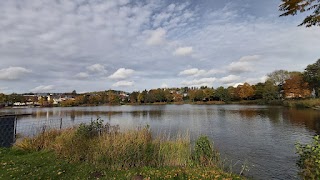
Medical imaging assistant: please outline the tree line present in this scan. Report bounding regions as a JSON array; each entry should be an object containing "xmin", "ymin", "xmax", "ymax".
[{"xmin": 0, "ymin": 59, "xmax": 319, "ymax": 107}]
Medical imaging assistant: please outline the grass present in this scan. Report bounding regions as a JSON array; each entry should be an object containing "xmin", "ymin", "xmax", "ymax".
[
  {"xmin": 0, "ymin": 148, "xmax": 243, "ymax": 180},
  {"xmin": 5, "ymin": 119, "xmax": 245, "ymax": 179},
  {"xmin": 283, "ymin": 98, "xmax": 320, "ymax": 108}
]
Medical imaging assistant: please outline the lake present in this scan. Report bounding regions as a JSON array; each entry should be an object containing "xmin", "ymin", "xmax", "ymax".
[{"xmin": 1, "ymin": 104, "xmax": 319, "ymax": 179}]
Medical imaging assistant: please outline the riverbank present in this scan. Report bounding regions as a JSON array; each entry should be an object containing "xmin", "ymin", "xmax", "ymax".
[
  {"xmin": 3, "ymin": 120, "xmax": 244, "ymax": 179},
  {"xmin": 0, "ymin": 148, "xmax": 243, "ymax": 179}
]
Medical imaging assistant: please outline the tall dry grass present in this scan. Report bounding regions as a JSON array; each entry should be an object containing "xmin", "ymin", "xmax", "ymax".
[
  {"xmin": 15, "ymin": 119, "xmax": 219, "ymax": 170},
  {"xmin": 283, "ymin": 98, "xmax": 320, "ymax": 108}
]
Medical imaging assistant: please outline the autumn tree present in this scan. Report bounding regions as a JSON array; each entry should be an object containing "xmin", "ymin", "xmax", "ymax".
[
  {"xmin": 267, "ymin": 70, "xmax": 291, "ymax": 98},
  {"xmin": 164, "ymin": 89, "xmax": 173, "ymax": 102},
  {"xmin": 283, "ymin": 73, "xmax": 311, "ymax": 98},
  {"xmin": 108, "ymin": 91, "xmax": 119, "ymax": 104},
  {"xmin": 173, "ymin": 93, "xmax": 183, "ymax": 102},
  {"xmin": 304, "ymin": 59, "xmax": 320, "ymax": 97},
  {"xmin": 279, "ymin": 0, "xmax": 320, "ymax": 27},
  {"xmin": 235, "ymin": 83, "xmax": 255, "ymax": 100},
  {"xmin": 203, "ymin": 88, "xmax": 215, "ymax": 101}
]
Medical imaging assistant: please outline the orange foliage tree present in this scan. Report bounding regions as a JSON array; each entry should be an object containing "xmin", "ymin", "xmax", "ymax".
[
  {"xmin": 235, "ymin": 83, "xmax": 255, "ymax": 100},
  {"xmin": 283, "ymin": 74, "xmax": 311, "ymax": 98}
]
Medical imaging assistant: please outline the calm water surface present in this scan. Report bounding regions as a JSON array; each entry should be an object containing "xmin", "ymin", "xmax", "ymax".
[{"xmin": 1, "ymin": 104, "xmax": 320, "ymax": 180}]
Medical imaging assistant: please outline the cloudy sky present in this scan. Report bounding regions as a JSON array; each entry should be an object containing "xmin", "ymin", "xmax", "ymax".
[{"xmin": 0, "ymin": 0, "xmax": 319, "ymax": 94}]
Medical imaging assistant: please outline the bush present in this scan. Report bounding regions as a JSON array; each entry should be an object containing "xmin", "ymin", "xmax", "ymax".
[
  {"xmin": 76, "ymin": 118, "xmax": 119, "ymax": 139},
  {"xmin": 193, "ymin": 136, "xmax": 220, "ymax": 166},
  {"xmin": 296, "ymin": 135, "xmax": 320, "ymax": 179}
]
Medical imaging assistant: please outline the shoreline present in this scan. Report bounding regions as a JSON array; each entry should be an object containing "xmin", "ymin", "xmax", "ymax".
[{"xmin": 2, "ymin": 99, "xmax": 319, "ymax": 110}]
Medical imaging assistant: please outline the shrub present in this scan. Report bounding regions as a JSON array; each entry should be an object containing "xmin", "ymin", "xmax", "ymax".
[
  {"xmin": 296, "ymin": 135, "xmax": 320, "ymax": 179},
  {"xmin": 76, "ymin": 118, "xmax": 119, "ymax": 139},
  {"xmin": 193, "ymin": 136, "xmax": 220, "ymax": 166}
]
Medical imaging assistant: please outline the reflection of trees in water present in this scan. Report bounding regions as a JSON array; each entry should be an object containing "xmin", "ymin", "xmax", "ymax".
[
  {"xmin": 237, "ymin": 109, "xmax": 259, "ymax": 120},
  {"xmin": 30, "ymin": 110, "xmax": 122, "ymax": 120},
  {"xmin": 70, "ymin": 110, "xmax": 75, "ymax": 122},
  {"xmin": 259, "ymin": 108, "xmax": 281, "ymax": 123},
  {"xmin": 130, "ymin": 110, "xmax": 163, "ymax": 121},
  {"xmin": 148, "ymin": 110, "xmax": 163, "ymax": 120},
  {"xmin": 283, "ymin": 109, "xmax": 320, "ymax": 134},
  {"xmin": 231, "ymin": 108, "xmax": 282, "ymax": 123}
]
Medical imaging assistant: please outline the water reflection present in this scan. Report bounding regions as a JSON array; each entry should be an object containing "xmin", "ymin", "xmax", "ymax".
[
  {"xmin": 283, "ymin": 108, "xmax": 320, "ymax": 134},
  {"xmin": 1, "ymin": 105, "xmax": 320, "ymax": 180}
]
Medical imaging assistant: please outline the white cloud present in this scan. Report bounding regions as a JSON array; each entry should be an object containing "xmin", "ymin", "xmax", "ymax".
[
  {"xmin": 179, "ymin": 68, "xmax": 204, "ymax": 76},
  {"xmin": 112, "ymin": 81, "xmax": 134, "ymax": 87},
  {"xmin": 233, "ymin": 83, "xmax": 244, "ymax": 87},
  {"xmin": 179, "ymin": 68, "xmax": 224, "ymax": 77},
  {"xmin": 0, "ymin": 1, "xmax": 320, "ymax": 93},
  {"xmin": 181, "ymin": 77, "xmax": 216, "ymax": 87},
  {"xmin": 146, "ymin": 28, "xmax": 166, "ymax": 45},
  {"xmin": 0, "ymin": 67, "xmax": 32, "ymax": 80},
  {"xmin": 109, "ymin": 68, "xmax": 135, "ymax": 80},
  {"xmin": 174, "ymin": 46, "xmax": 193, "ymax": 56},
  {"xmin": 245, "ymin": 75, "xmax": 268, "ymax": 84},
  {"xmin": 227, "ymin": 55, "xmax": 260, "ymax": 74},
  {"xmin": 227, "ymin": 61, "xmax": 252, "ymax": 74},
  {"xmin": 75, "ymin": 72, "xmax": 89, "ymax": 79},
  {"xmin": 86, "ymin": 64, "xmax": 107, "ymax": 74},
  {"xmin": 239, "ymin": 55, "xmax": 260, "ymax": 62},
  {"xmin": 30, "ymin": 85, "xmax": 55, "ymax": 93},
  {"xmin": 219, "ymin": 75, "xmax": 241, "ymax": 84}
]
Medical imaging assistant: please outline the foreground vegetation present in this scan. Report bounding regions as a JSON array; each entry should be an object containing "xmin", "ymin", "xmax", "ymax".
[
  {"xmin": 296, "ymin": 135, "xmax": 320, "ymax": 180},
  {"xmin": 1, "ymin": 119, "xmax": 244, "ymax": 179},
  {"xmin": 0, "ymin": 148, "xmax": 241, "ymax": 180}
]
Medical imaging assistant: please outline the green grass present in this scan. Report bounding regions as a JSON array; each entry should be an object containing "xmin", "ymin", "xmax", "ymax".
[{"xmin": 0, "ymin": 148, "xmax": 244, "ymax": 180}]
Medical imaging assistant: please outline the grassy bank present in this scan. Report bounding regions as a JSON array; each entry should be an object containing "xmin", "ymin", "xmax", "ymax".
[
  {"xmin": 0, "ymin": 148, "xmax": 242, "ymax": 180},
  {"xmin": 283, "ymin": 99, "xmax": 320, "ymax": 109},
  {"xmin": 3, "ymin": 120, "xmax": 244, "ymax": 179},
  {"xmin": 0, "ymin": 147, "xmax": 245, "ymax": 180}
]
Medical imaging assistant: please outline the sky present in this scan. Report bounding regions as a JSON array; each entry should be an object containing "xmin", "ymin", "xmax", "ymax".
[{"xmin": 0, "ymin": 0, "xmax": 320, "ymax": 94}]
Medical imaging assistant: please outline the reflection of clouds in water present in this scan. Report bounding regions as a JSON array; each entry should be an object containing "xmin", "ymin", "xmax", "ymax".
[{"xmin": 2, "ymin": 105, "xmax": 320, "ymax": 179}]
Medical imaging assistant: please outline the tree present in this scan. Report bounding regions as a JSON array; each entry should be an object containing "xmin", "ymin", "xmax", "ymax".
[
  {"xmin": 203, "ymin": 88, "xmax": 215, "ymax": 101},
  {"xmin": 0, "ymin": 93, "xmax": 6, "ymax": 104},
  {"xmin": 283, "ymin": 73, "xmax": 311, "ymax": 98},
  {"xmin": 263, "ymin": 80, "xmax": 279, "ymax": 101},
  {"xmin": 304, "ymin": 59, "xmax": 320, "ymax": 97},
  {"xmin": 267, "ymin": 70, "xmax": 291, "ymax": 86},
  {"xmin": 235, "ymin": 83, "xmax": 255, "ymax": 100},
  {"xmin": 279, "ymin": 0, "xmax": 320, "ymax": 27},
  {"xmin": 267, "ymin": 70, "xmax": 291, "ymax": 99},
  {"xmin": 72, "ymin": 90, "xmax": 77, "ymax": 95},
  {"xmin": 215, "ymin": 86, "xmax": 231, "ymax": 102},
  {"xmin": 129, "ymin": 91, "xmax": 139, "ymax": 103},
  {"xmin": 137, "ymin": 90, "xmax": 147, "ymax": 103},
  {"xmin": 253, "ymin": 83, "xmax": 265, "ymax": 99}
]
